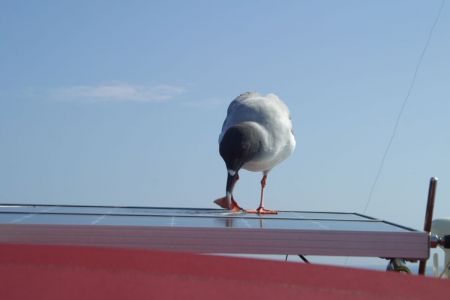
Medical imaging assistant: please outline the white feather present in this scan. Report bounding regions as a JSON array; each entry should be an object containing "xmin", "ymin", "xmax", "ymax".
[{"xmin": 219, "ymin": 92, "xmax": 296, "ymax": 173}]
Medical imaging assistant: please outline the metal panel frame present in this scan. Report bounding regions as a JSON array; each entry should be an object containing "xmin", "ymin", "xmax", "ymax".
[{"xmin": 0, "ymin": 204, "xmax": 429, "ymax": 259}]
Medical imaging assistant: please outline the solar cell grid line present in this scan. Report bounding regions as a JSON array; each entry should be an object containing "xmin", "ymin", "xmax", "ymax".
[
  {"xmin": 90, "ymin": 207, "xmax": 118, "ymax": 225},
  {"xmin": 0, "ymin": 204, "xmax": 429, "ymax": 260},
  {"xmin": 8, "ymin": 206, "xmax": 56, "ymax": 224}
]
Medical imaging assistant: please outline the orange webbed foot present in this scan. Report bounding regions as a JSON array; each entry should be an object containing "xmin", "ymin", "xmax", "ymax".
[
  {"xmin": 245, "ymin": 207, "xmax": 278, "ymax": 215},
  {"xmin": 213, "ymin": 197, "xmax": 243, "ymax": 212}
]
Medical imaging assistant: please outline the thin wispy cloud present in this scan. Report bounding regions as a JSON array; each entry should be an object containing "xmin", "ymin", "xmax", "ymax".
[
  {"xmin": 181, "ymin": 97, "xmax": 227, "ymax": 109},
  {"xmin": 50, "ymin": 83, "xmax": 185, "ymax": 103}
]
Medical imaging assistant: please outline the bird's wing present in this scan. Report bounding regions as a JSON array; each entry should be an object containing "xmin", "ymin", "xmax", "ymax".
[
  {"xmin": 219, "ymin": 92, "xmax": 257, "ymax": 142},
  {"xmin": 220, "ymin": 92, "xmax": 293, "ymax": 143}
]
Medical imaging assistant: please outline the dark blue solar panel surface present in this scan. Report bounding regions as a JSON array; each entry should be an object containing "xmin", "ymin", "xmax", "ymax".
[{"xmin": 0, "ymin": 204, "xmax": 416, "ymax": 232}]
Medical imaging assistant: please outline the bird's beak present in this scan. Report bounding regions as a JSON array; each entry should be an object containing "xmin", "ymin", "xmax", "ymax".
[
  {"xmin": 226, "ymin": 173, "xmax": 238, "ymax": 199},
  {"xmin": 214, "ymin": 172, "xmax": 240, "ymax": 210},
  {"xmin": 224, "ymin": 173, "xmax": 239, "ymax": 208}
]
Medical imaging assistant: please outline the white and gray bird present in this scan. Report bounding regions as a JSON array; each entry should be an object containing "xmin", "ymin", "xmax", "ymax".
[{"xmin": 214, "ymin": 92, "xmax": 296, "ymax": 214}]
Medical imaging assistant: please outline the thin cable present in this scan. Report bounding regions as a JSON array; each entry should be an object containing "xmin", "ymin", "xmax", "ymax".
[{"xmin": 362, "ymin": 0, "xmax": 446, "ymax": 214}]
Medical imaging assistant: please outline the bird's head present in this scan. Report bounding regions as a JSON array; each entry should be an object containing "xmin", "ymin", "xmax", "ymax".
[{"xmin": 219, "ymin": 123, "xmax": 262, "ymax": 195}]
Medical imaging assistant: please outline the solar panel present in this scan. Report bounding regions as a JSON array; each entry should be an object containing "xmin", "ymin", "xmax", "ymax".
[{"xmin": 0, "ymin": 204, "xmax": 429, "ymax": 260}]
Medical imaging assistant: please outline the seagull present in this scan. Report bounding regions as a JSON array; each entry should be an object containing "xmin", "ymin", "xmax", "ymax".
[{"xmin": 214, "ymin": 92, "xmax": 296, "ymax": 214}]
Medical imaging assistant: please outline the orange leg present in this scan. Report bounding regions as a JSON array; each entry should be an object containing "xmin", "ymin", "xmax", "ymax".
[{"xmin": 246, "ymin": 174, "xmax": 277, "ymax": 214}]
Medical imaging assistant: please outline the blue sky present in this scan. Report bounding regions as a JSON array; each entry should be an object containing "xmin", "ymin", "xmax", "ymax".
[{"xmin": 1, "ymin": 1, "xmax": 449, "ymax": 234}]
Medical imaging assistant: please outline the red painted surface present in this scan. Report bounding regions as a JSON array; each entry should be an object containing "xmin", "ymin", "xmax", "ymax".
[
  {"xmin": 0, "ymin": 243, "xmax": 448, "ymax": 300},
  {"xmin": 0, "ymin": 223, "xmax": 429, "ymax": 259}
]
